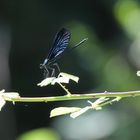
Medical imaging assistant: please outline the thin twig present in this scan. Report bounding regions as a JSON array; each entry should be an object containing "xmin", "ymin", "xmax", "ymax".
[
  {"xmin": 57, "ymin": 83, "xmax": 71, "ymax": 96},
  {"xmin": 2, "ymin": 90, "xmax": 140, "ymax": 103}
]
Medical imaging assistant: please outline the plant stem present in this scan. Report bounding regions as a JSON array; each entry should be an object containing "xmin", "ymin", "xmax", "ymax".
[
  {"xmin": 57, "ymin": 83, "xmax": 71, "ymax": 95},
  {"xmin": 3, "ymin": 90, "xmax": 140, "ymax": 103}
]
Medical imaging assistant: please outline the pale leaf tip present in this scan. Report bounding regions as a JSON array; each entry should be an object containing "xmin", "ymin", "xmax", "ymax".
[
  {"xmin": 0, "ymin": 95, "xmax": 6, "ymax": 111},
  {"xmin": 70, "ymin": 106, "xmax": 90, "ymax": 119}
]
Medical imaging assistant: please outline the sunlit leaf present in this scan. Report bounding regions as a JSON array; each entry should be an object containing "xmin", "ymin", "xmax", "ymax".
[
  {"xmin": 50, "ymin": 107, "xmax": 81, "ymax": 117},
  {"xmin": 37, "ymin": 72, "xmax": 79, "ymax": 87},
  {"xmin": 3, "ymin": 92, "xmax": 20, "ymax": 99},
  {"xmin": 37, "ymin": 77, "xmax": 56, "ymax": 87},
  {"xmin": 59, "ymin": 72, "xmax": 79, "ymax": 83},
  {"xmin": 51, "ymin": 76, "xmax": 69, "ymax": 85}
]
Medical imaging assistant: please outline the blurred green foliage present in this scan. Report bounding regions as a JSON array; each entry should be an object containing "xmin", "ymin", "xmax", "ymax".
[{"xmin": 17, "ymin": 128, "xmax": 60, "ymax": 140}]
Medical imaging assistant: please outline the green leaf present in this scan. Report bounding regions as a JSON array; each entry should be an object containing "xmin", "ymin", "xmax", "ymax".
[{"xmin": 50, "ymin": 107, "xmax": 81, "ymax": 117}]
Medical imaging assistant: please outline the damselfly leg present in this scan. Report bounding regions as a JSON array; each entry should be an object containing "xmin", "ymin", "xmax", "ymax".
[{"xmin": 42, "ymin": 63, "xmax": 60, "ymax": 78}]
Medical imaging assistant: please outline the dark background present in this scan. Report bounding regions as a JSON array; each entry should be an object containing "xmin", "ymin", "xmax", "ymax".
[{"xmin": 0, "ymin": 0, "xmax": 140, "ymax": 140}]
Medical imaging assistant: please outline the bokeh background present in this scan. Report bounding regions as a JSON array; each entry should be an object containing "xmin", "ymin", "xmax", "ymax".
[{"xmin": 0, "ymin": 0, "xmax": 140, "ymax": 140}]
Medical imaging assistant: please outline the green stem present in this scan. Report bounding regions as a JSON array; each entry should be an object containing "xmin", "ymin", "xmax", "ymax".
[{"xmin": 3, "ymin": 90, "xmax": 140, "ymax": 103}]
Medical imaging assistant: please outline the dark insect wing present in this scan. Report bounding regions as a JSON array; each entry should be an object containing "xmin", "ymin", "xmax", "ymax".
[{"xmin": 47, "ymin": 28, "xmax": 71, "ymax": 61}]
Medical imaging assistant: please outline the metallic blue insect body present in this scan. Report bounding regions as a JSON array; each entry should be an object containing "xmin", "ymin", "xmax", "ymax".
[{"xmin": 40, "ymin": 28, "xmax": 88, "ymax": 77}]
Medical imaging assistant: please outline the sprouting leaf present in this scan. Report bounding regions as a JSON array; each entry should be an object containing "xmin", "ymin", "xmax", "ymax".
[
  {"xmin": 87, "ymin": 98, "xmax": 110, "ymax": 111},
  {"xmin": 50, "ymin": 107, "xmax": 81, "ymax": 117},
  {"xmin": 87, "ymin": 97, "xmax": 109, "ymax": 109},
  {"xmin": 92, "ymin": 97, "xmax": 109, "ymax": 105},
  {"xmin": 112, "ymin": 96, "xmax": 122, "ymax": 102}
]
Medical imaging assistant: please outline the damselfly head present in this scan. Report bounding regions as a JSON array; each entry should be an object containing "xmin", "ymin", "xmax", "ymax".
[
  {"xmin": 43, "ymin": 59, "xmax": 48, "ymax": 65},
  {"xmin": 40, "ymin": 58, "xmax": 49, "ymax": 69}
]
